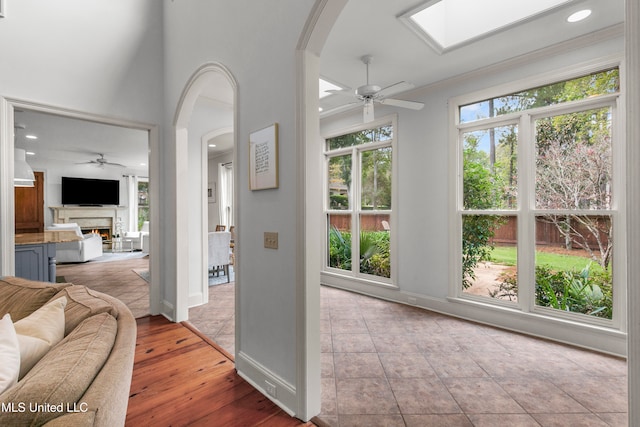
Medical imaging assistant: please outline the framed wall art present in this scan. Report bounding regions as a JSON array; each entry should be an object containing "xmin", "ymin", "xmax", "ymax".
[{"xmin": 249, "ymin": 123, "xmax": 279, "ymax": 190}]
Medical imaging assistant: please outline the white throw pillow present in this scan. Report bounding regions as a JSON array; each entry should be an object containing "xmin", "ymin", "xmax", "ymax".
[
  {"xmin": 0, "ymin": 313, "xmax": 20, "ymax": 394},
  {"xmin": 13, "ymin": 297, "xmax": 67, "ymax": 379}
]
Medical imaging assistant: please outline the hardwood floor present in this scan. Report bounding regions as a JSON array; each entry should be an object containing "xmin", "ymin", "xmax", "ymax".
[
  {"xmin": 58, "ymin": 257, "xmax": 313, "ymax": 426},
  {"xmin": 128, "ymin": 315, "xmax": 313, "ymax": 427}
]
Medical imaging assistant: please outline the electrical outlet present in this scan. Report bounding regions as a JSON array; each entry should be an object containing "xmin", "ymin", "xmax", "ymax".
[
  {"xmin": 264, "ymin": 232, "xmax": 278, "ymax": 249},
  {"xmin": 264, "ymin": 380, "xmax": 277, "ymax": 397}
]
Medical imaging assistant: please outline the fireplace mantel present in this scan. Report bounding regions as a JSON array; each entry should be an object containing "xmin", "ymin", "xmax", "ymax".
[{"xmin": 50, "ymin": 206, "xmax": 127, "ymax": 230}]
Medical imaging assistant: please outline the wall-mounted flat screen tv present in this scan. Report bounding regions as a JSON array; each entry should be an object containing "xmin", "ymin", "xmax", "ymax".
[{"xmin": 61, "ymin": 177, "xmax": 120, "ymax": 206}]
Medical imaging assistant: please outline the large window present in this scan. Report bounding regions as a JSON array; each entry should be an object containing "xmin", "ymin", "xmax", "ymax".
[
  {"xmin": 455, "ymin": 68, "xmax": 622, "ymax": 325},
  {"xmin": 324, "ymin": 120, "xmax": 395, "ymax": 284},
  {"xmin": 137, "ymin": 179, "xmax": 149, "ymax": 230}
]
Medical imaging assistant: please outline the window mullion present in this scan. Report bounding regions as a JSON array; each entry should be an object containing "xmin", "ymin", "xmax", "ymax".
[
  {"xmin": 351, "ymin": 147, "xmax": 359, "ymax": 276},
  {"xmin": 518, "ymin": 114, "xmax": 534, "ymax": 313}
]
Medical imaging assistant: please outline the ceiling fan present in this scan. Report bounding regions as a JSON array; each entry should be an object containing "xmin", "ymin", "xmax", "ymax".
[
  {"xmin": 329, "ymin": 55, "xmax": 424, "ymax": 123},
  {"xmin": 77, "ymin": 153, "xmax": 126, "ymax": 168}
]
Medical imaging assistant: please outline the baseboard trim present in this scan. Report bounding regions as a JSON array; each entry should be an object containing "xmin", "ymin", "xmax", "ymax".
[
  {"xmin": 161, "ymin": 299, "xmax": 174, "ymax": 321},
  {"xmin": 321, "ymin": 274, "xmax": 627, "ymax": 357},
  {"xmin": 235, "ymin": 351, "xmax": 297, "ymax": 418}
]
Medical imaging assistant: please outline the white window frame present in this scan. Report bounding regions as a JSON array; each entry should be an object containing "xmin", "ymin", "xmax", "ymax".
[
  {"xmin": 449, "ymin": 59, "xmax": 626, "ymax": 332},
  {"xmin": 136, "ymin": 176, "xmax": 150, "ymax": 232},
  {"xmin": 322, "ymin": 115, "xmax": 398, "ymax": 288}
]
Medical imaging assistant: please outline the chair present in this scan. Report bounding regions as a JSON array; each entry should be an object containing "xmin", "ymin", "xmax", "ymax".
[
  {"xmin": 208, "ymin": 231, "xmax": 232, "ymax": 282},
  {"xmin": 229, "ymin": 226, "xmax": 236, "ymax": 265},
  {"xmin": 124, "ymin": 221, "xmax": 150, "ymax": 252},
  {"xmin": 46, "ymin": 223, "xmax": 103, "ymax": 263}
]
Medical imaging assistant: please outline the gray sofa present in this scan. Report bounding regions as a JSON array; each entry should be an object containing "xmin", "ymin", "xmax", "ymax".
[{"xmin": 0, "ymin": 276, "xmax": 136, "ymax": 426}]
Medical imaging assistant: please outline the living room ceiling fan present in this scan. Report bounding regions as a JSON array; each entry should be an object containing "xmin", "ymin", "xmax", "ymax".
[
  {"xmin": 77, "ymin": 153, "xmax": 126, "ymax": 168},
  {"xmin": 329, "ymin": 55, "xmax": 425, "ymax": 123}
]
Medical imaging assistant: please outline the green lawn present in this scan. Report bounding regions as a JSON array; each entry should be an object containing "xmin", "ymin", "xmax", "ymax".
[{"xmin": 490, "ymin": 245, "xmax": 605, "ymax": 274}]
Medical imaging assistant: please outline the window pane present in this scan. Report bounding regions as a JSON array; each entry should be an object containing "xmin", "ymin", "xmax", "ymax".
[
  {"xmin": 361, "ymin": 147, "xmax": 392, "ymax": 210},
  {"xmin": 328, "ymin": 214, "xmax": 352, "ymax": 271},
  {"xmin": 535, "ymin": 107, "xmax": 612, "ymax": 210},
  {"xmin": 328, "ymin": 155, "xmax": 352, "ymax": 210},
  {"xmin": 462, "ymin": 215, "xmax": 517, "ymax": 302},
  {"xmin": 359, "ymin": 214, "xmax": 390, "ymax": 278},
  {"xmin": 535, "ymin": 215, "xmax": 613, "ymax": 319},
  {"xmin": 463, "ymin": 125, "xmax": 518, "ymax": 210},
  {"xmin": 326, "ymin": 125, "xmax": 393, "ymax": 151},
  {"xmin": 137, "ymin": 181, "xmax": 149, "ymax": 230},
  {"xmin": 460, "ymin": 68, "xmax": 619, "ymax": 123}
]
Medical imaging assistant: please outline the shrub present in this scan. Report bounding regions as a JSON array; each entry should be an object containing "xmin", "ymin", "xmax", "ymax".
[
  {"xmin": 494, "ymin": 263, "xmax": 612, "ymax": 318},
  {"xmin": 328, "ymin": 227, "xmax": 390, "ymax": 278}
]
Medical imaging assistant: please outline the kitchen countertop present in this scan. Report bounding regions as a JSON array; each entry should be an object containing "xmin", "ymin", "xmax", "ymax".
[{"xmin": 15, "ymin": 230, "xmax": 82, "ymax": 245}]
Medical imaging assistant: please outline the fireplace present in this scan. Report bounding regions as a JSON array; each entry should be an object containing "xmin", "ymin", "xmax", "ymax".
[
  {"xmin": 81, "ymin": 227, "xmax": 112, "ymax": 242},
  {"xmin": 51, "ymin": 206, "xmax": 126, "ymax": 250}
]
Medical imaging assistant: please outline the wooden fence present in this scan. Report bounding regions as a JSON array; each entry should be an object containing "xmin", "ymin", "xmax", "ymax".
[
  {"xmin": 492, "ymin": 215, "xmax": 611, "ymax": 249},
  {"xmin": 328, "ymin": 213, "xmax": 390, "ymax": 232}
]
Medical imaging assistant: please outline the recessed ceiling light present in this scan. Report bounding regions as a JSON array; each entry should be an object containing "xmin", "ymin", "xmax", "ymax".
[
  {"xmin": 208, "ymin": 144, "xmax": 217, "ymax": 148},
  {"xmin": 26, "ymin": 151, "xmax": 35, "ymax": 156},
  {"xmin": 25, "ymin": 134, "xmax": 38, "ymax": 140},
  {"xmin": 140, "ymin": 163, "xmax": 146, "ymax": 166},
  {"xmin": 319, "ymin": 107, "xmax": 324, "ymax": 112},
  {"xmin": 567, "ymin": 9, "xmax": 591, "ymax": 23}
]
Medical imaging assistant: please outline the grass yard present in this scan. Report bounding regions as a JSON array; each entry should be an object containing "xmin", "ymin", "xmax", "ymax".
[{"xmin": 490, "ymin": 245, "xmax": 606, "ymax": 274}]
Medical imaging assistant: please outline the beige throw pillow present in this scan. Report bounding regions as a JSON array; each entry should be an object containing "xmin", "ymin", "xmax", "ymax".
[
  {"xmin": 0, "ymin": 313, "xmax": 20, "ymax": 394},
  {"xmin": 13, "ymin": 297, "xmax": 67, "ymax": 379}
]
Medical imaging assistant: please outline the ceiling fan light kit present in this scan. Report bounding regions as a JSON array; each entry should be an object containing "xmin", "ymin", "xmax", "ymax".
[{"xmin": 330, "ymin": 55, "xmax": 425, "ymax": 123}]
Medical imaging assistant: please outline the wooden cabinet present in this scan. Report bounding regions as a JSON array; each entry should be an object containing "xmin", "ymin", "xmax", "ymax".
[{"xmin": 15, "ymin": 171, "xmax": 44, "ymax": 233}]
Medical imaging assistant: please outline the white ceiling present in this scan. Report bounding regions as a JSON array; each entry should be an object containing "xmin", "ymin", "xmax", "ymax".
[
  {"xmin": 14, "ymin": 1, "xmax": 624, "ymax": 169},
  {"xmin": 319, "ymin": 0, "xmax": 624, "ymax": 116},
  {"xmin": 14, "ymin": 109, "xmax": 149, "ymax": 176}
]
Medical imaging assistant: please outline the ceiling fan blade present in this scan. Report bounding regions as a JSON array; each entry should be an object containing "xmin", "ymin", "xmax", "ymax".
[
  {"xmin": 377, "ymin": 81, "xmax": 414, "ymax": 98},
  {"xmin": 325, "ymin": 89, "xmax": 355, "ymax": 98},
  {"xmin": 379, "ymin": 98, "xmax": 425, "ymax": 110},
  {"xmin": 320, "ymin": 101, "xmax": 361, "ymax": 116},
  {"xmin": 363, "ymin": 98, "xmax": 375, "ymax": 123}
]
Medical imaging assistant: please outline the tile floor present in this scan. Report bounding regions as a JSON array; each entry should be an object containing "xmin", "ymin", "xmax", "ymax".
[
  {"xmin": 58, "ymin": 258, "xmax": 629, "ymax": 427},
  {"xmin": 188, "ymin": 281, "xmax": 236, "ymax": 355},
  {"xmin": 317, "ymin": 286, "xmax": 627, "ymax": 427}
]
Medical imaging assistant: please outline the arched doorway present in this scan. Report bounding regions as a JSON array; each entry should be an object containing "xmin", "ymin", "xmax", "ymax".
[
  {"xmin": 296, "ymin": 0, "xmax": 640, "ymax": 424},
  {"xmin": 172, "ymin": 63, "xmax": 237, "ymax": 329}
]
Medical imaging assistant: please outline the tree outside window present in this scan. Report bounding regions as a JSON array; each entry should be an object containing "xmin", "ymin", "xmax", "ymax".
[
  {"xmin": 325, "ymin": 124, "xmax": 394, "ymax": 281},
  {"xmin": 137, "ymin": 180, "xmax": 149, "ymax": 231},
  {"xmin": 459, "ymin": 68, "xmax": 619, "ymax": 320}
]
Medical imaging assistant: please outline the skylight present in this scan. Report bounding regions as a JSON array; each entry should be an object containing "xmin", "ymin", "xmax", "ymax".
[
  {"xmin": 319, "ymin": 78, "xmax": 342, "ymax": 99},
  {"xmin": 401, "ymin": 0, "xmax": 573, "ymax": 53}
]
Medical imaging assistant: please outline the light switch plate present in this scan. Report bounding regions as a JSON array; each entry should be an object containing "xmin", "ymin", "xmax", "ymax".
[{"xmin": 264, "ymin": 232, "xmax": 278, "ymax": 249}]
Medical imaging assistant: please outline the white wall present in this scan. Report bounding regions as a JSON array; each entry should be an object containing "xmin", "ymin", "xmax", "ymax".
[
  {"xmin": 0, "ymin": 1, "xmax": 163, "ymax": 123},
  {"xmin": 162, "ymin": 1, "xmax": 317, "ymax": 410}
]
